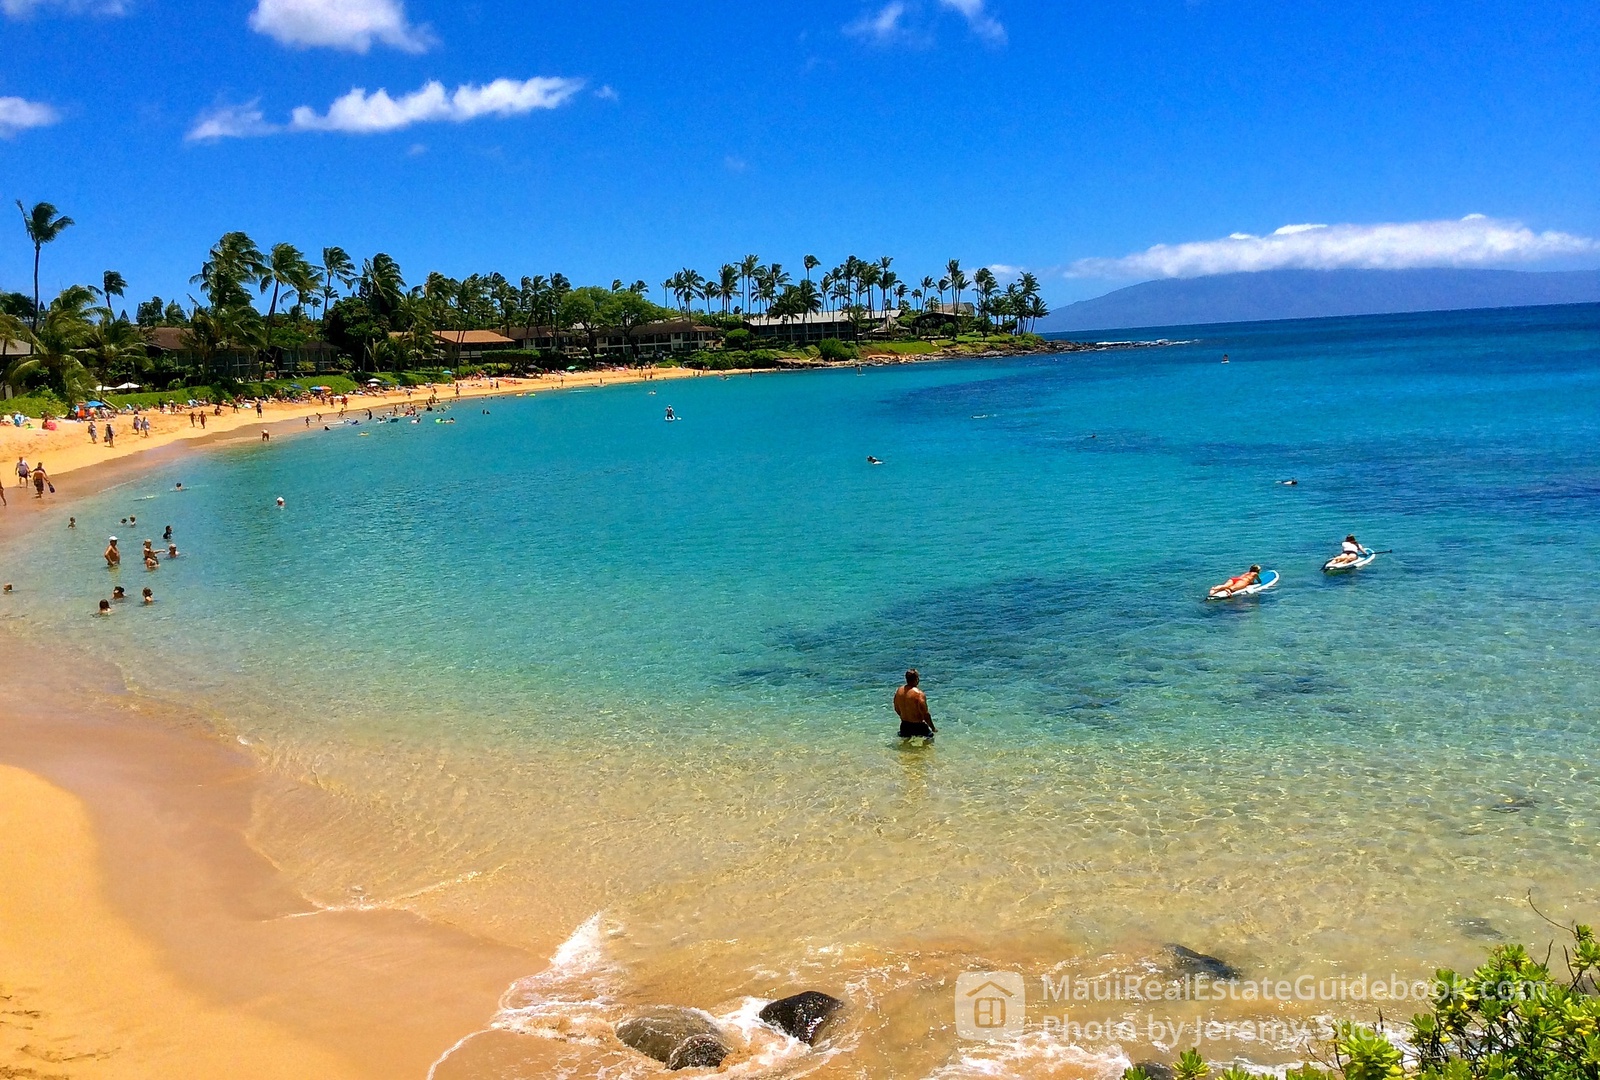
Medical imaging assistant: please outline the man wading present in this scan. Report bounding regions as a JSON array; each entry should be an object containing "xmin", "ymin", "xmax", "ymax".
[{"xmin": 894, "ymin": 669, "xmax": 937, "ymax": 740}]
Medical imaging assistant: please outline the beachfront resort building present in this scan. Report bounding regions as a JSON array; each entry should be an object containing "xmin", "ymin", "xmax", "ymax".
[
  {"xmin": 506, "ymin": 319, "xmax": 720, "ymax": 359},
  {"xmin": 743, "ymin": 309, "xmax": 903, "ymax": 345}
]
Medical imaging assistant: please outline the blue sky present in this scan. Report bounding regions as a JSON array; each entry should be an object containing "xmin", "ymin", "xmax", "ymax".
[{"xmin": 2, "ymin": 0, "xmax": 1597, "ymax": 310}]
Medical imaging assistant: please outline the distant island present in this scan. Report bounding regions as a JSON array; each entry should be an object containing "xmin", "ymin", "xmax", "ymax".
[{"xmin": 1040, "ymin": 268, "xmax": 1600, "ymax": 333}]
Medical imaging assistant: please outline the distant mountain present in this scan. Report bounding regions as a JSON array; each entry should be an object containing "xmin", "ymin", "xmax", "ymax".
[{"xmin": 1040, "ymin": 268, "xmax": 1600, "ymax": 334}]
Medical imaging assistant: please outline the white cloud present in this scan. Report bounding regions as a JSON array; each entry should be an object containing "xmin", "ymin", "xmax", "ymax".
[
  {"xmin": 594, "ymin": 84, "xmax": 619, "ymax": 102},
  {"xmin": 288, "ymin": 77, "xmax": 584, "ymax": 133},
  {"xmin": 2, "ymin": 0, "xmax": 124, "ymax": 15},
  {"xmin": 939, "ymin": 0, "xmax": 1005, "ymax": 44},
  {"xmin": 248, "ymin": 0, "xmax": 431, "ymax": 53},
  {"xmin": 845, "ymin": 1, "xmax": 908, "ymax": 44},
  {"xmin": 186, "ymin": 101, "xmax": 278, "ymax": 142},
  {"xmin": 1071, "ymin": 215, "xmax": 1599, "ymax": 279},
  {"xmin": 0, "ymin": 96, "xmax": 59, "ymax": 136}
]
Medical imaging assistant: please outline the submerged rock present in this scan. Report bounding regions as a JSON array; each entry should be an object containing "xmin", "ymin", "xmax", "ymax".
[
  {"xmin": 1453, "ymin": 916, "xmax": 1507, "ymax": 941},
  {"xmin": 758, "ymin": 991, "xmax": 845, "ymax": 1045},
  {"xmin": 1164, "ymin": 943, "xmax": 1241, "ymax": 981},
  {"xmin": 615, "ymin": 1007, "xmax": 730, "ymax": 1070}
]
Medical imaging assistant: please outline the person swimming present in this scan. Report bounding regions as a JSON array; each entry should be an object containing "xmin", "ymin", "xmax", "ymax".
[
  {"xmin": 105, "ymin": 537, "xmax": 121, "ymax": 568},
  {"xmin": 1208, "ymin": 565, "xmax": 1261, "ymax": 598},
  {"xmin": 98, "ymin": 599, "xmax": 112, "ymax": 615},
  {"xmin": 665, "ymin": 406, "xmax": 676, "ymax": 421},
  {"xmin": 867, "ymin": 456, "xmax": 883, "ymax": 465},
  {"xmin": 112, "ymin": 585, "xmax": 126, "ymax": 600},
  {"xmin": 142, "ymin": 588, "xmax": 154, "ymax": 604},
  {"xmin": 893, "ymin": 669, "xmax": 937, "ymax": 739}
]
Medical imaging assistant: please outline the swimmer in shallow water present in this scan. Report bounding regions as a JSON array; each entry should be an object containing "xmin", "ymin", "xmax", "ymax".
[
  {"xmin": 893, "ymin": 669, "xmax": 937, "ymax": 739},
  {"xmin": 142, "ymin": 588, "xmax": 154, "ymax": 604},
  {"xmin": 867, "ymin": 456, "xmax": 883, "ymax": 465}
]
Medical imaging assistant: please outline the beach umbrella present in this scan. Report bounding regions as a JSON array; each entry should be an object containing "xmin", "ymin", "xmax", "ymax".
[
  {"xmin": 310, "ymin": 385, "xmax": 330, "ymax": 391},
  {"xmin": 84, "ymin": 399, "xmax": 108, "ymax": 408},
  {"xmin": 114, "ymin": 382, "xmax": 142, "ymax": 390},
  {"xmin": 366, "ymin": 378, "xmax": 382, "ymax": 385},
  {"xmin": 566, "ymin": 366, "xmax": 579, "ymax": 372}
]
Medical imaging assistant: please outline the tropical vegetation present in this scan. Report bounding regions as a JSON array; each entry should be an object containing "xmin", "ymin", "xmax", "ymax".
[
  {"xmin": 3, "ymin": 198, "xmax": 1052, "ymax": 403},
  {"xmin": 1126, "ymin": 919, "xmax": 1600, "ymax": 1080}
]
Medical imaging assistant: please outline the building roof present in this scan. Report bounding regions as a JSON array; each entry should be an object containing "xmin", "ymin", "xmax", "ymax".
[
  {"xmin": 0, "ymin": 338, "xmax": 32, "ymax": 356},
  {"xmin": 505, "ymin": 321, "xmax": 717, "ymax": 340},
  {"xmin": 143, "ymin": 326, "xmax": 186, "ymax": 351},
  {"xmin": 433, "ymin": 329, "xmax": 514, "ymax": 346}
]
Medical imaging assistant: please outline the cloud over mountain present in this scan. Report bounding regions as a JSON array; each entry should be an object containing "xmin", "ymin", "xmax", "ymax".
[{"xmin": 1071, "ymin": 216, "xmax": 1598, "ymax": 279}]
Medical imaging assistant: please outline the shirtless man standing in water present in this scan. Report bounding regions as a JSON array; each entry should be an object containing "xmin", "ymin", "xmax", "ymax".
[
  {"xmin": 894, "ymin": 669, "xmax": 937, "ymax": 739},
  {"xmin": 104, "ymin": 537, "xmax": 121, "ymax": 568}
]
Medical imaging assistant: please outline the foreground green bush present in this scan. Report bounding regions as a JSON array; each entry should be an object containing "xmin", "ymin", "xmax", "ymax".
[
  {"xmin": 1127, "ymin": 922, "xmax": 1600, "ymax": 1080},
  {"xmin": 816, "ymin": 338, "xmax": 859, "ymax": 361}
]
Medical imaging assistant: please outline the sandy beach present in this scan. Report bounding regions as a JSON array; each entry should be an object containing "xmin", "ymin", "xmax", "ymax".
[
  {"xmin": 0, "ymin": 371, "xmax": 709, "ymax": 1078},
  {"xmin": 0, "ymin": 365, "xmax": 713, "ymax": 488}
]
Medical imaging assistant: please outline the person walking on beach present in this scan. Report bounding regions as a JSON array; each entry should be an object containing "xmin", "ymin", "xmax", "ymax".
[
  {"xmin": 88, "ymin": 419, "xmax": 97, "ymax": 443},
  {"xmin": 104, "ymin": 422, "xmax": 115, "ymax": 447},
  {"xmin": 894, "ymin": 669, "xmax": 937, "ymax": 739},
  {"xmin": 104, "ymin": 537, "xmax": 121, "ymax": 568},
  {"xmin": 15, "ymin": 457, "xmax": 28, "ymax": 487},
  {"xmin": 31, "ymin": 463, "xmax": 48, "ymax": 498}
]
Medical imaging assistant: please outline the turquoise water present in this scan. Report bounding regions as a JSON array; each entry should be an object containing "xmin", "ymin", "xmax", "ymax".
[{"xmin": 5, "ymin": 304, "xmax": 1599, "ymax": 1076}]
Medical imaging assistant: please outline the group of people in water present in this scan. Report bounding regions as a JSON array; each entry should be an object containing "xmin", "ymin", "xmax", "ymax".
[
  {"xmin": 1208, "ymin": 535, "xmax": 1375, "ymax": 599},
  {"xmin": 92, "ymin": 517, "xmax": 180, "ymax": 613}
]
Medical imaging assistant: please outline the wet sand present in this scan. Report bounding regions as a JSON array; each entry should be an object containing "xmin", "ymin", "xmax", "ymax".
[
  {"xmin": 0, "ymin": 396, "xmax": 594, "ymax": 1077},
  {"xmin": 0, "ymin": 629, "xmax": 546, "ymax": 1079}
]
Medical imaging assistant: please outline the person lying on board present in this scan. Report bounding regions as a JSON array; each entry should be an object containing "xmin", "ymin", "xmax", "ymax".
[{"xmin": 1209, "ymin": 565, "xmax": 1261, "ymax": 599}]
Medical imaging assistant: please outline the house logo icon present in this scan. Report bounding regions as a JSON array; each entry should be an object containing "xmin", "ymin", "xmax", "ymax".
[{"xmin": 954, "ymin": 971, "xmax": 1026, "ymax": 1039}]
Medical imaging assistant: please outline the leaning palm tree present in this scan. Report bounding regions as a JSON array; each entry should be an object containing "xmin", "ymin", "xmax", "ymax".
[
  {"xmin": 17, "ymin": 201, "xmax": 75, "ymax": 332},
  {"xmin": 803, "ymin": 254, "xmax": 820, "ymax": 284},
  {"xmin": 100, "ymin": 270, "xmax": 128, "ymax": 312}
]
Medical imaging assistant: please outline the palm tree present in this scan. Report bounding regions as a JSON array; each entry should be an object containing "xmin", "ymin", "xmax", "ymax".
[
  {"xmin": 360, "ymin": 253, "xmax": 406, "ymax": 319},
  {"xmin": 320, "ymin": 246, "xmax": 356, "ymax": 316},
  {"xmin": 740, "ymin": 254, "xmax": 760, "ymax": 315},
  {"xmin": 718, "ymin": 264, "xmax": 740, "ymax": 315},
  {"xmin": 920, "ymin": 276, "xmax": 937, "ymax": 311},
  {"xmin": 3, "ymin": 284, "xmax": 95, "ymax": 400},
  {"xmin": 973, "ymin": 267, "xmax": 997, "ymax": 334},
  {"xmin": 84, "ymin": 315, "xmax": 146, "ymax": 390},
  {"xmin": 17, "ymin": 201, "xmax": 75, "ymax": 332},
  {"xmin": 803, "ymin": 254, "xmax": 820, "ymax": 284},
  {"xmin": 194, "ymin": 232, "xmax": 266, "ymax": 311},
  {"xmin": 100, "ymin": 270, "xmax": 127, "ymax": 313},
  {"xmin": 946, "ymin": 259, "xmax": 968, "ymax": 318}
]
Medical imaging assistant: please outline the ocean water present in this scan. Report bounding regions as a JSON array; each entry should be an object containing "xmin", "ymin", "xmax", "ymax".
[{"xmin": 4, "ymin": 304, "xmax": 1600, "ymax": 1077}]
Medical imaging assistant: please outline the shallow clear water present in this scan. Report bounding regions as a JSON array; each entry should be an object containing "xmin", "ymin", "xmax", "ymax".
[{"xmin": 5, "ymin": 304, "xmax": 1600, "ymax": 1076}]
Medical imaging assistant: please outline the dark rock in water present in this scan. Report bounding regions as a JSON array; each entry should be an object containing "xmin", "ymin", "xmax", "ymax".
[
  {"xmin": 1165, "ymin": 943, "xmax": 1241, "ymax": 981},
  {"xmin": 758, "ymin": 991, "xmax": 845, "ymax": 1045},
  {"xmin": 1131, "ymin": 1060, "xmax": 1177, "ymax": 1080},
  {"xmin": 1486, "ymin": 795, "xmax": 1536, "ymax": 814},
  {"xmin": 1453, "ymin": 916, "xmax": 1507, "ymax": 941},
  {"xmin": 616, "ymin": 1007, "xmax": 730, "ymax": 1070}
]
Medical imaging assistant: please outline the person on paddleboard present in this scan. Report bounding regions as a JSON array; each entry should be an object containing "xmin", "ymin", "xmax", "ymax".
[
  {"xmin": 1341, "ymin": 535, "xmax": 1368, "ymax": 558},
  {"xmin": 1209, "ymin": 565, "xmax": 1260, "ymax": 599}
]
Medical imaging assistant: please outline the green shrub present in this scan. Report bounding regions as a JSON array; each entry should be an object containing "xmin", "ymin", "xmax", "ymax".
[
  {"xmin": 1126, "ymin": 921, "xmax": 1600, "ymax": 1080},
  {"xmin": 684, "ymin": 349, "xmax": 782, "ymax": 371},
  {"xmin": 4, "ymin": 389, "xmax": 66, "ymax": 418},
  {"xmin": 817, "ymin": 338, "xmax": 859, "ymax": 362},
  {"xmin": 724, "ymin": 328, "xmax": 753, "ymax": 349}
]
